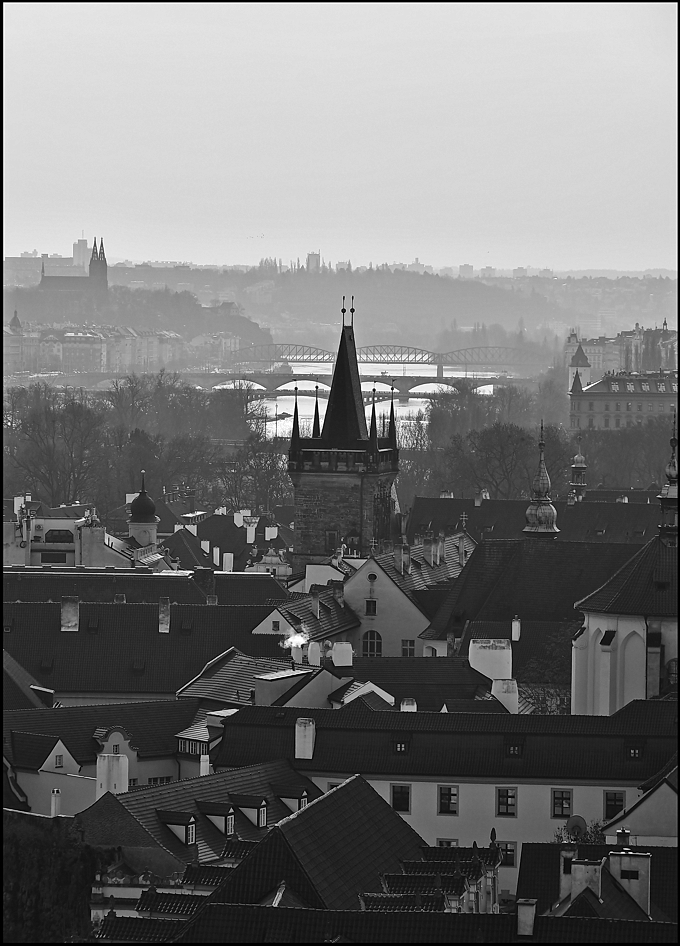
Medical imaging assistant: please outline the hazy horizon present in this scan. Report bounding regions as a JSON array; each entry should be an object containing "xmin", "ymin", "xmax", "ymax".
[{"xmin": 4, "ymin": 2, "xmax": 677, "ymax": 271}]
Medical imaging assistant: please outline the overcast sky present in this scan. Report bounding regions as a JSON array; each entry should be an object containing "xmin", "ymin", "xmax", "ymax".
[{"xmin": 3, "ymin": 2, "xmax": 677, "ymax": 270}]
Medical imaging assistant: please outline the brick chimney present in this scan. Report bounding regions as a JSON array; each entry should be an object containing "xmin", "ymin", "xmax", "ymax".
[
  {"xmin": 570, "ymin": 858, "xmax": 605, "ymax": 902},
  {"xmin": 608, "ymin": 850, "xmax": 652, "ymax": 916},
  {"xmin": 61, "ymin": 597, "xmax": 79, "ymax": 632},
  {"xmin": 193, "ymin": 566, "xmax": 215, "ymax": 597},
  {"xmin": 458, "ymin": 535, "xmax": 466, "ymax": 567},
  {"xmin": 400, "ymin": 698, "xmax": 417, "ymax": 712},
  {"xmin": 159, "ymin": 597, "xmax": 170, "ymax": 634},
  {"xmin": 295, "ymin": 718, "xmax": 316, "ymax": 759},
  {"xmin": 393, "ymin": 542, "xmax": 404, "ymax": 575},
  {"xmin": 516, "ymin": 899, "xmax": 537, "ymax": 936},
  {"xmin": 438, "ymin": 532, "xmax": 446, "ymax": 563}
]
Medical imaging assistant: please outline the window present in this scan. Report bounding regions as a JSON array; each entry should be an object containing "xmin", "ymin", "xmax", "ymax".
[
  {"xmin": 299, "ymin": 797, "xmax": 308, "ymax": 810},
  {"xmin": 394, "ymin": 741, "xmax": 409, "ymax": 754},
  {"xmin": 658, "ymin": 382, "xmax": 666, "ymax": 392},
  {"xmin": 257, "ymin": 806, "xmax": 267, "ymax": 827},
  {"xmin": 362, "ymin": 629, "xmax": 382, "ymax": 657},
  {"xmin": 148, "ymin": 776, "xmax": 172, "ymax": 785},
  {"xmin": 648, "ymin": 403, "xmax": 654, "ymax": 412},
  {"xmin": 626, "ymin": 418, "xmax": 633, "ymax": 428},
  {"xmin": 615, "ymin": 402, "xmax": 620, "ymax": 412},
  {"xmin": 626, "ymin": 382, "xmax": 634, "ymax": 392},
  {"xmin": 626, "ymin": 401, "xmax": 632, "ymax": 411},
  {"xmin": 496, "ymin": 788, "xmax": 517, "ymax": 817},
  {"xmin": 637, "ymin": 403, "xmax": 643, "ymax": 411},
  {"xmin": 55, "ymin": 754, "xmax": 64, "ymax": 768},
  {"xmin": 186, "ymin": 823, "xmax": 196, "ymax": 845},
  {"xmin": 401, "ymin": 639, "xmax": 415, "ymax": 657},
  {"xmin": 611, "ymin": 382, "xmax": 619, "ymax": 392},
  {"xmin": 604, "ymin": 403, "xmax": 609, "ymax": 411},
  {"xmin": 327, "ymin": 782, "xmax": 342, "ymax": 791},
  {"xmin": 621, "ymin": 868, "xmax": 639, "ymax": 880},
  {"xmin": 226, "ymin": 813, "xmax": 235, "ymax": 835},
  {"xmin": 552, "ymin": 789, "xmax": 572, "ymax": 818},
  {"xmin": 112, "ymin": 745, "xmax": 119, "ymax": 754},
  {"xmin": 672, "ymin": 383, "xmax": 678, "ymax": 393},
  {"xmin": 272, "ymin": 620, "xmax": 280, "ymax": 632},
  {"xmin": 604, "ymin": 416, "xmax": 610, "ymax": 428},
  {"xmin": 498, "ymin": 842, "xmax": 517, "ymax": 867},
  {"xmin": 129, "ymin": 778, "xmax": 138, "ymax": 787},
  {"xmin": 658, "ymin": 402, "xmax": 664, "ymax": 411},
  {"xmin": 367, "ymin": 573, "xmax": 378, "ymax": 582},
  {"xmin": 628, "ymin": 746, "xmax": 642, "ymax": 759},
  {"xmin": 437, "ymin": 838, "xmax": 458, "ymax": 847},
  {"xmin": 588, "ymin": 417, "xmax": 594, "ymax": 428},
  {"xmin": 391, "ymin": 784, "xmax": 411, "ymax": 813},
  {"xmin": 41, "ymin": 552, "xmax": 67, "ymax": 564},
  {"xmin": 365, "ymin": 599, "xmax": 377, "ymax": 616},
  {"xmin": 325, "ymin": 530, "xmax": 338, "ymax": 552},
  {"xmin": 438, "ymin": 786, "xmax": 459, "ymax": 815},
  {"xmin": 615, "ymin": 418, "xmax": 621, "ymax": 428},
  {"xmin": 506, "ymin": 741, "xmax": 523, "ymax": 757},
  {"xmin": 641, "ymin": 382, "xmax": 650, "ymax": 392},
  {"xmin": 588, "ymin": 402, "xmax": 594, "ymax": 411}
]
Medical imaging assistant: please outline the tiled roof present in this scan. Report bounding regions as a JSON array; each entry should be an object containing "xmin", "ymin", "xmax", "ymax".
[
  {"xmin": 460, "ymin": 620, "xmax": 583, "ymax": 685},
  {"xmin": 420, "ymin": 539, "xmax": 641, "ymax": 641},
  {"xmin": 565, "ymin": 870, "xmax": 649, "ymax": 921},
  {"xmin": 3, "ymin": 568, "xmax": 207, "ymax": 604},
  {"xmin": 516, "ymin": 843, "xmax": 678, "ymax": 922},
  {"xmin": 166, "ymin": 903, "xmax": 679, "ymax": 943},
  {"xmin": 136, "ymin": 890, "xmax": 203, "ymax": 917},
  {"xmin": 340, "ymin": 657, "xmax": 493, "ymax": 710},
  {"xmin": 371, "ymin": 534, "xmax": 477, "ymax": 610},
  {"xmin": 176, "ymin": 648, "xmax": 295, "ymax": 703},
  {"xmin": 77, "ymin": 760, "xmax": 322, "ymax": 867},
  {"xmin": 213, "ymin": 573, "xmax": 288, "ymax": 606},
  {"xmin": 3, "ymin": 650, "xmax": 54, "ymax": 710},
  {"xmin": 344, "ymin": 691, "xmax": 396, "ymax": 711},
  {"xmin": 159, "ymin": 531, "xmax": 213, "ymax": 570},
  {"xmin": 196, "ymin": 516, "xmax": 249, "ymax": 571},
  {"xmin": 207, "ymin": 775, "xmax": 427, "ymax": 911},
  {"xmin": 406, "ymin": 496, "xmax": 658, "ymax": 546},
  {"xmin": 2, "ymin": 602, "xmax": 287, "ymax": 695},
  {"xmin": 582, "ymin": 372, "xmax": 678, "ymax": 395},
  {"xmin": 4, "ymin": 699, "xmax": 202, "ymax": 765},
  {"xmin": 361, "ymin": 891, "xmax": 446, "ymax": 911},
  {"xmin": 570, "ymin": 343, "xmax": 591, "ymax": 367},
  {"xmin": 95, "ymin": 915, "xmax": 181, "ymax": 942},
  {"xmin": 584, "ymin": 489, "xmax": 659, "ymax": 504},
  {"xmin": 275, "ymin": 587, "xmax": 361, "ymax": 641},
  {"xmin": 213, "ymin": 702, "xmax": 677, "ymax": 783},
  {"xmin": 181, "ymin": 864, "xmax": 234, "ymax": 886},
  {"xmin": 639, "ymin": 752, "xmax": 678, "ymax": 793},
  {"xmin": 382, "ymin": 872, "xmax": 467, "ymax": 896},
  {"xmin": 575, "ymin": 536, "xmax": 677, "ymax": 616},
  {"xmin": 8, "ymin": 730, "xmax": 60, "ymax": 769}
]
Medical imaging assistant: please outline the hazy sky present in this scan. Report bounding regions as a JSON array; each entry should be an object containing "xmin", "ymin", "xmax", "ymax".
[{"xmin": 3, "ymin": 2, "xmax": 677, "ymax": 269}]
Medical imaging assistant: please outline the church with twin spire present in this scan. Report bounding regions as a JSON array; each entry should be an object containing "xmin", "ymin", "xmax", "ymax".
[{"xmin": 288, "ymin": 299, "xmax": 400, "ymax": 566}]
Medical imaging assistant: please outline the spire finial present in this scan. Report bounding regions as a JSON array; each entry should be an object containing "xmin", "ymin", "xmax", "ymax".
[
  {"xmin": 99, "ymin": 238, "xmax": 106, "ymax": 261},
  {"xmin": 350, "ymin": 296, "xmax": 355, "ymax": 327},
  {"xmin": 341, "ymin": 296, "xmax": 346, "ymax": 324},
  {"xmin": 140, "ymin": 469, "xmax": 146, "ymax": 492},
  {"xmin": 291, "ymin": 386, "xmax": 300, "ymax": 444},
  {"xmin": 91, "ymin": 238, "xmax": 98, "ymax": 261},
  {"xmin": 523, "ymin": 420, "xmax": 559, "ymax": 535},
  {"xmin": 388, "ymin": 383, "xmax": 397, "ymax": 449}
]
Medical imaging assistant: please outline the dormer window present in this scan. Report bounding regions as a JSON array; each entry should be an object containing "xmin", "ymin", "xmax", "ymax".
[
  {"xmin": 641, "ymin": 382, "xmax": 650, "ymax": 392},
  {"xmin": 186, "ymin": 823, "xmax": 196, "ymax": 845},
  {"xmin": 658, "ymin": 382, "xmax": 666, "ymax": 392},
  {"xmin": 507, "ymin": 744, "xmax": 523, "ymax": 757},
  {"xmin": 394, "ymin": 741, "xmax": 409, "ymax": 754},
  {"xmin": 611, "ymin": 382, "xmax": 619, "ymax": 391},
  {"xmin": 299, "ymin": 796, "xmax": 308, "ymax": 810},
  {"xmin": 226, "ymin": 813, "xmax": 235, "ymax": 835},
  {"xmin": 257, "ymin": 806, "xmax": 267, "ymax": 828},
  {"xmin": 625, "ymin": 741, "xmax": 645, "ymax": 760},
  {"xmin": 626, "ymin": 383, "xmax": 634, "ymax": 392}
]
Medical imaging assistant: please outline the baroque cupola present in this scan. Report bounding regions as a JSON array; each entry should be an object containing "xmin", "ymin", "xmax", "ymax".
[
  {"xmin": 570, "ymin": 436, "xmax": 587, "ymax": 501},
  {"xmin": 128, "ymin": 470, "xmax": 159, "ymax": 547},
  {"xmin": 523, "ymin": 422, "xmax": 559, "ymax": 536}
]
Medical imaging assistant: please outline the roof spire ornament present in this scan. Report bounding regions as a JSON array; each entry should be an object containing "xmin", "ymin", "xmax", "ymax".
[
  {"xmin": 350, "ymin": 295, "xmax": 355, "ymax": 328},
  {"xmin": 291, "ymin": 386, "xmax": 300, "ymax": 445},
  {"xmin": 99, "ymin": 238, "xmax": 106, "ymax": 261},
  {"xmin": 312, "ymin": 385, "xmax": 321, "ymax": 438},
  {"xmin": 129, "ymin": 469, "xmax": 157, "ymax": 523},
  {"xmin": 388, "ymin": 384, "xmax": 397, "ymax": 448},
  {"xmin": 91, "ymin": 238, "xmax": 98, "ymax": 261},
  {"xmin": 341, "ymin": 296, "xmax": 346, "ymax": 325},
  {"xmin": 523, "ymin": 420, "xmax": 559, "ymax": 536}
]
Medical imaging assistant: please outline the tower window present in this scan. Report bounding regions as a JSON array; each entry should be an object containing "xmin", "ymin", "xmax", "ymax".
[
  {"xmin": 365, "ymin": 599, "xmax": 377, "ymax": 616},
  {"xmin": 362, "ymin": 630, "xmax": 382, "ymax": 657}
]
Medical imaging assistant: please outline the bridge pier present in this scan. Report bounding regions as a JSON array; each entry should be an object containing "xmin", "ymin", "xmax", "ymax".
[{"xmin": 436, "ymin": 362, "xmax": 443, "ymax": 380}]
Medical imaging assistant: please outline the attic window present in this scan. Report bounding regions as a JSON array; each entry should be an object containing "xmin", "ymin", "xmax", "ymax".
[
  {"xmin": 257, "ymin": 806, "xmax": 267, "ymax": 828},
  {"xmin": 186, "ymin": 823, "xmax": 196, "ymax": 845},
  {"xmin": 394, "ymin": 741, "xmax": 410, "ymax": 754},
  {"xmin": 367, "ymin": 573, "xmax": 378, "ymax": 582},
  {"xmin": 626, "ymin": 741, "xmax": 645, "ymax": 760},
  {"xmin": 299, "ymin": 797, "xmax": 308, "ymax": 810},
  {"xmin": 181, "ymin": 620, "xmax": 193, "ymax": 634},
  {"xmin": 55, "ymin": 755, "xmax": 63, "ymax": 768},
  {"xmin": 3, "ymin": 618, "xmax": 12, "ymax": 633},
  {"xmin": 272, "ymin": 620, "xmax": 280, "ymax": 632},
  {"xmin": 226, "ymin": 813, "xmax": 235, "ymax": 835},
  {"xmin": 112, "ymin": 744, "xmax": 120, "ymax": 754},
  {"xmin": 506, "ymin": 744, "xmax": 523, "ymax": 758}
]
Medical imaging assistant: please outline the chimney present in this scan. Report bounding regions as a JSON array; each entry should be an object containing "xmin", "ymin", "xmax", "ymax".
[
  {"xmin": 474, "ymin": 491, "xmax": 483, "ymax": 507},
  {"xmin": 158, "ymin": 597, "xmax": 170, "ymax": 633},
  {"xmin": 433, "ymin": 534, "xmax": 440, "ymax": 566},
  {"xmin": 424, "ymin": 532, "xmax": 435, "ymax": 567},
  {"xmin": 199, "ymin": 754, "xmax": 211, "ymax": 777},
  {"xmin": 193, "ymin": 566, "xmax": 215, "ymax": 597},
  {"xmin": 403, "ymin": 542, "xmax": 411, "ymax": 574},
  {"xmin": 491, "ymin": 678, "xmax": 519, "ymax": 714},
  {"xmin": 438, "ymin": 532, "xmax": 446, "ymax": 563},
  {"xmin": 516, "ymin": 899, "xmax": 537, "ymax": 937},
  {"xmin": 570, "ymin": 858, "xmax": 605, "ymax": 902},
  {"xmin": 207, "ymin": 594, "xmax": 218, "ymax": 606},
  {"xmin": 331, "ymin": 642, "xmax": 353, "ymax": 667},
  {"xmin": 291, "ymin": 644, "xmax": 303, "ymax": 664},
  {"xmin": 616, "ymin": 827, "xmax": 631, "ymax": 846},
  {"xmin": 61, "ymin": 597, "xmax": 79, "ymax": 632},
  {"xmin": 559, "ymin": 849, "xmax": 578, "ymax": 903},
  {"xmin": 246, "ymin": 525, "xmax": 256, "ymax": 544},
  {"xmin": 310, "ymin": 589, "xmax": 320, "ymax": 620},
  {"xmin": 400, "ymin": 698, "xmax": 417, "ymax": 712},
  {"xmin": 608, "ymin": 850, "xmax": 652, "ymax": 915},
  {"xmin": 113, "ymin": 593, "xmax": 126, "ymax": 604},
  {"xmin": 295, "ymin": 718, "xmax": 316, "ymax": 759},
  {"xmin": 50, "ymin": 788, "xmax": 61, "ymax": 817},
  {"xmin": 96, "ymin": 753, "xmax": 129, "ymax": 800},
  {"xmin": 265, "ymin": 525, "xmax": 278, "ymax": 541},
  {"xmin": 222, "ymin": 552, "xmax": 233, "ymax": 572},
  {"xmin": 512, "ymin": 616, "xmax": 521, "ymax": 641},
  {"xmin": 233, "ymin": 512, "xmax": 243, "ymax": 527},
  {"xmin": 184, "ymin": 488, "xmax": 196, "ymax": 513},
  {"xmin": 458, "ymin": 535, "xmax": 466, "ymax": 567},
  {"xmin": 331, "ymin": 581, "xmax": 344, "ymax": 608},
  {"xmin": 414, "ymin": 533, "xmax": 422, "ymax": 547},
  {"xmin": 393, "ymin": 542, "xmax": 404, "ymax": 575},
  {"xmin": 308, "ymin": 641, "xmax": 321, "ymax": 666}
]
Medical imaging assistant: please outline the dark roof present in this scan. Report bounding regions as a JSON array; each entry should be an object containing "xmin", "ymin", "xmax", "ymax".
[
  {"xmin": 212, "ymin": 572, "xmax": 288, "ymax": 606},
  {"xmin": 407, "ymin": 496, "xmax": 657, "ymax": 546},
  {"xmin": 3, "ymin": 567, "xmax": 207, "ymax": 604},
  {"xmin": 130, "ymin": 488, "xmax": 157, "ymax": 523},
  {"xmin": 370, "ymin": 534, "xmax": 477, "ymax": 610},
  {"xmin": 3, "ymin": 602, "xmax": 287, "ymax": 695},
  {"xmin": 95, "ymin": 916, "xmax": 181, "ymax": 941},
  {"xmin": 570, "ymin": 343, "xmax": 591, "ymax": 367},
  {"xmin": 213, "ymin": 701, "xmax": 677, "ymax": 782},
  {"xmin": 564, "ymin": 868, "xmax": 655, "ymax": 921},
  {"xmin": 159, "ymin": 530, "xmax": 213, "ymax": 570},
  {"xmin": 77, "ymin": 761, "xmax": 323, "ymax": 866},
  {"xmin": 275, "ymin": 587, "xmax": 361, "ymax": 641},
  {"xmin": 4, "ymin": 699, "xmax": 202, "ymax": 766},
  {"xmin": 181, "ymin": 864, "xmax": 236, "ymax": 886},
  {"xmin": 584, "ymin": 489, "xmax": 659, "ymax": 504},
  {"xmin": 516, "ymin": 843, "xmax": 678, "ymax": 922},
  {"xmin": 196, "ymin": 516, "xmax": 248, "ymax": 570},
  {"xmin": 421, "ymin": 539, "xmax": 642, "ymax": 641},
  {"xmin": 124, "ymin": 902, "xmax": 680, "ymax": 943},
  {"xmin": 136, "ymin": 890, "xmax": 203, "ymax": 917},
  {"xmin": 460, "ymin": 620, "xmax": 583, "ymax": 685},
  {"xmin": 7, "ymin": 731, "xmax": 60, "ymax": 769},
  {"xmin": 361, "ymin": 891, "xmax": 446, "ymax": 911},
  {"xmin": 207, "ymin": 775, "xmax": 427, "ymax": 911},
  {"xmin": 581, "ymin": 372, "xmax": 678, "ymax": 395},
  {"xmin": 639, "ymin": 752, "xmax": 678, "ymax": 792},
  {"xmin": 3, "ymin": 650, "xmax": 54, "ymax": 710},
  {"xmin": 321, "ymin": 325, "xmax": 369, "ymax": 445},
  {"xmin": 575, "ymin": 536, "xmax": 677, "ymax": 616},
  {"xmin": 176, "ymin": 648, "xmax": 295, "ymax": 702}
]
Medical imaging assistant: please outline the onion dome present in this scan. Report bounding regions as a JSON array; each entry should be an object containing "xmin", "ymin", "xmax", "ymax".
[
  {"xmin": 129, "ymin": 471, "xmax": 157, "ymax": 523},
  {"xmin": 524, "ymin": 422, "xmax": 559, "ymax": 535},
  {"xmin": 572, "ymin": 436, "xmax": 586, "ymax": 468}
]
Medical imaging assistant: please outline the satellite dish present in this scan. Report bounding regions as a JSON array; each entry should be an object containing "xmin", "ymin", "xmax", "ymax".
[{"xmin": 566, "ymin": 815, "xmax": 587, "ymax": 839}]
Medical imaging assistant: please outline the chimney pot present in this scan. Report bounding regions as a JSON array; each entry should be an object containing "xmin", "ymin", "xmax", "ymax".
[
  {"xmin": 50, "ymin": 788, "xmax": 62, "ymax": 817},
  {"xmin": 331, "ymin": 642, "xmax": 353, "ymax": 667},
  {"xmin": 512, "ymin": 616, "xmax": 521, "ymax": 641},
  {"xmin": 158, "ymin": 597, "xmax": 170, "ymax": 633},
  {"xmin": 199, "ymin": 754, "xmax": 211, "ymax": 777},
  {"xmin": 308, "ymin": 641, "xmax": 321, "ymax": 666},
  {"xmin": 400, "ymin": 698, "xmax": 417, "ymax": 712}
]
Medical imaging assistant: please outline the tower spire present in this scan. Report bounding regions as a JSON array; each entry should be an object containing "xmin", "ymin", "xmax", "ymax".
[
  {"xmin": 91, "ymin": 238, "xmax": 98, "ymax": 261},
  {"xmin": 312, "ymin": 385, "xmax": 321, "ymax": 438},
  {"xmin": 291, "ymin": 386, "xmax": 300, "ymax": 445},
  {"xmin": 388, "ymin": 384, "xmax": 397, "ymax": 448},
  {"xmin": 350, "ymin": 295, "xmax": 355, "ymax": 328},
  {"xmin": 320, "ymin": 301, "xmax": 368, "ymax": 445},
  {"xmin": 369, "ymin": 387, "xmax": 378, "ymax": 458},
  {"xmin": 99, "ymin": 238, "xmax": 106, "ymax": 261},
  {"xmin": 523, "ymin": 421, "xmax": 559, "ymax": 535}
]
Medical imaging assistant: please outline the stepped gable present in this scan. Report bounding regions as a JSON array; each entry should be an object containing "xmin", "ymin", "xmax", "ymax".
[
  {"xmin": 575, "ymin": 536, "xmax": 677, "ymax": 616},
  {"xmin": 321, "ymin": 324, "xmax": 369, "ymax": 446},
  {"xmin": 206, "ymin": 775, "xmax": 426, "ymax": 911}
]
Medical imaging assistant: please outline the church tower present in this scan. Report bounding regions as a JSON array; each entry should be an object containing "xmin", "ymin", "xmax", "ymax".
[
  {"xmin": 568, "ymin": 343, "xmax": 591, "ymax": 391},
  {"xmin": 128, "ymin": 471, "xmax": 159, "ymax": 548},
  {"xmin": 523, "ymin": 422, "xmax": 559, "ymax": 536},
  {"xmin": 88, "ymin": 237, "xmax": 109, "ymax": 294},
  {"xmin": 570, "ymin": 437, "xmax": 587, "ymax": 501},
  {"xmin": 288, "ymin": 299, "xmax": 399, "ymax": 565}
]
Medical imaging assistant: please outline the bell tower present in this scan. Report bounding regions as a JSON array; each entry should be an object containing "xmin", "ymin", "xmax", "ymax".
[{"xmin": 288, "ymin": 299, "xmax": 399, "ymax": 566}]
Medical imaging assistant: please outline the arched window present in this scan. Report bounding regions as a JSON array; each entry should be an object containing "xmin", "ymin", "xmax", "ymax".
[{"xmin": 362, "ymin": 630, "xmax": 382, "ymax": 657}]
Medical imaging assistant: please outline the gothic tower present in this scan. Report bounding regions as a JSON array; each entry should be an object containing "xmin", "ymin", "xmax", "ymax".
[
  {"xmin": 288, "ymin": 300, "xmax": 399, "ymax": 565},
  {"xmin": 88, "ymin": 237, "xmax": 109, "ymax": 294}
]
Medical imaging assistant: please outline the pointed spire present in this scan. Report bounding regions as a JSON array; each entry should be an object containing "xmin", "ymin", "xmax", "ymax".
[
  {"xmin": 141, "ymin": 469, "xmax": 146, "ymax": 493},
  {"xmin": 341, "ymin": 296, "xmax": 346, "ymax": 325},
  {"xmin": 350, "ymin": 295, "xmax": 355, "ymax": 327},
  {"xmin": 369, "ymin": 387, "xmax": 378, "ymax": 455},
  {"xmin": 320, "ymin": 303, "xmax": 369, "ymax": 445},
  {"xmin": 570, "ymin": 369, "xmax": 583, "ymax": 394},
  {"xmin": 312, "ymin": 386, "xmax": 321, "ymax": 438},
  {"xmin": 99, "ymin": 238, "xmax": 106, "ymax": 261},
  {"xmin": 91, "ymin": 238, "xmax": 98, "ymax": 261},
  {"xmin": 388, "ymin": 385, "xmax": 397, "ymax": 448},
  {"xmin": 291, "ymin": 386, "xmax": 300, "ymax": 445},
  {"xmin": 524, "ymin": 420, "xmax": 559, "ymax": 535}
]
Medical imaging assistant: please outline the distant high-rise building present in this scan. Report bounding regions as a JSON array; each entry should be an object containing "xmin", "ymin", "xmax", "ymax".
[
  {"xmin": 458, "ymin": 264, "xmax": 474, "ymax": 279},
  {"xmin": 306, "ymin": 251, "xmax": 321, "ymax": 273},
  {"xmin": 539, "ymin": 268, "xmax": 553, "ymax": 278},
  {"xmin": 72, "ymin": 238, "xmax": 90, "ymax": 272},
  {"xmin": 480, "ymin": 266, "xmax": 495, "ymax": 278},
  {"xmin": 513, "ymin": 267, "xmax": 527, "ymax": 279}
]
